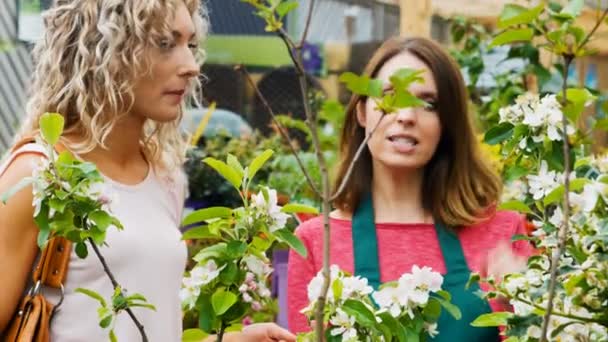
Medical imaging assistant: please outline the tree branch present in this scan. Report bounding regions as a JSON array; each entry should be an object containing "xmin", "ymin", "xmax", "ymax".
[
  {"xmin": 539, "ymin": 55, "xmax": 574, "ymax": 342},
  {"xmin": 236, "ymin": 65, "xmax": 322, "ymax": 199},
  {"xmin": 577, "ymin": 7, "xmax": 608, "ymax": 52},
  {"xmin": 330, "ymin": 113, "xmax": 385, "ymax": 202},
  {"xmin": 298, "ymin": 0, "xmax": 316, "ymax": 48},
  {"xmin": 89, "ymin": 238, "xmax": 149, "ymax": 342}
]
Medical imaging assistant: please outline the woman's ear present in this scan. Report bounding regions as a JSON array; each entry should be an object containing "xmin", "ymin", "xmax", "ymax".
[{"xmin": 356, "ymin": 100, "xmax": 366, "ymax": 128}]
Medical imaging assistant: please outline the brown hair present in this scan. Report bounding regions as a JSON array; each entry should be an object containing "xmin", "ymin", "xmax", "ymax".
[{"xmin": 332, "ymin": 37, "xmax": 501, "ymax": 227}]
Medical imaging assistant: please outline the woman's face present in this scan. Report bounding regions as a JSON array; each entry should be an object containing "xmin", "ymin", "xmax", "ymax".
[
  {"xmin": 131, "ymin": 2, "xmax": 199, "ymax": 123},
  {"xmin": 358, "ymin": 51, "xmax": 442, "ymax": 171}
]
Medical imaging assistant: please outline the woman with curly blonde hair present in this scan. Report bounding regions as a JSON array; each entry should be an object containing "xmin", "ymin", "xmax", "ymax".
[{"xmin": 0, "ymin": 0, "xmax": 294, "ymax": 341}]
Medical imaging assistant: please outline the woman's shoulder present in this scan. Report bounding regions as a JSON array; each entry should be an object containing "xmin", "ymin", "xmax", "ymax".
[
  {"xmin": 294, "ymin": 210, "xmax": 352, "ymax": 238},
  {"xmin": 467, "ymin": 210, "xmax": 525, "ymax": 236}
]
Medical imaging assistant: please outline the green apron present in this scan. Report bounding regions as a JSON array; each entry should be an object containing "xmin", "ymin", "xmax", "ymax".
[{"xmin": 352, "ymin": 193, "xmax": 499, "ymax": 341}]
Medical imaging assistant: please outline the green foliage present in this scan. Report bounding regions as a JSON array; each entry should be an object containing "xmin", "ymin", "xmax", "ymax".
[{"xmin": 181, "ymin": 150, "xmax": 310, "ymax": 337}]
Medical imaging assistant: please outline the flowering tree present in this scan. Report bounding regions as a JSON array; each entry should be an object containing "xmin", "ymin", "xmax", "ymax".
[
  {"xmin": 462, "ymin": 1, "xmax": 608, "ymax": 341},
  {"xmin": 297, "ymin": 265, "xmax": 459, "ymax": 341},
  {"xmin": 179, "ymin": 151, "xmax": 318, "ymax": 341}
]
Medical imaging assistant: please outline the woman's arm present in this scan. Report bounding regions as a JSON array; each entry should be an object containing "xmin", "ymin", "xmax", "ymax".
[{"xmin": 0, "ymin": 154, "xmax": 45, "ymax": 332}]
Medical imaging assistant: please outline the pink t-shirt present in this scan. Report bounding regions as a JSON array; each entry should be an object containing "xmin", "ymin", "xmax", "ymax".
[{"xmin": 287, "ymin": 210, "xmax": 534, "ymax": 333}]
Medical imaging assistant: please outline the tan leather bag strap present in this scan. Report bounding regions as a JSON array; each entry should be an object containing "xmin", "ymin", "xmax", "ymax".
[{"xmin": 32, "ymin": 237, "xmax": 72, "ymax": 289}]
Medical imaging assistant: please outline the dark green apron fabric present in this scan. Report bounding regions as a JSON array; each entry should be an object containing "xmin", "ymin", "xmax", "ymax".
[{"xmin": 352, "ymin": 193, "xmax": 500, "ymax": 341}]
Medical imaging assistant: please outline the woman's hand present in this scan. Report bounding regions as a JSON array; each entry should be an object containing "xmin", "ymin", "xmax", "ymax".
[
  {"xmin": 207, "ymin": 323, "xmax": 296, "ymax": 342},
  {"xmin": 484, "ymin": 241, "xmax": 528, "ymax": 281}
]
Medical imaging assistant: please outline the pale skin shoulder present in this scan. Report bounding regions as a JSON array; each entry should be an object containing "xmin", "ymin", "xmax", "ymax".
[{"xmin": 0, "ymin": 153, "xmax": 45, "ymax": 332}]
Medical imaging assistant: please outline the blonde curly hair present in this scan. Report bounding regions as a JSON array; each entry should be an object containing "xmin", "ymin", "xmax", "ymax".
[{"xmin": 18, "ymin": 0, "xmax": 208, "ymax": 174}]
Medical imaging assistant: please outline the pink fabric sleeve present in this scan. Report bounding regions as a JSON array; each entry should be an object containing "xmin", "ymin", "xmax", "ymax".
[{"xmin": 287, "ymin": 220, "xmax": 319, "ymax": 333}]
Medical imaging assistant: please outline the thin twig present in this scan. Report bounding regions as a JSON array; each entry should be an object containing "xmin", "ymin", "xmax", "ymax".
[
  {"xmin": 277, "ymin": 28, "xmax": 306, "ymax": 75},
  {"xmin": 514, "ymin": 295, "xmax": 603, "ymax": 325},
  {"xmin": 330, "ymin": 113, "xmax": 385, "ymax": 202},
  {"xmin": 539, "ymin": 55, "xmax": 574, "ymax": 342},
  {"xmin": 298, "ymin": 0, "xmax": 316, "ymax": 48},
  {"xmin": 577, "ymin": 7, "xmax": 608, "ymax": 51},
  {"xmin": 236, "ymin": 65, "xmax": 322, "ymax": 198},
  {"xmin": 89, "ymin": 238, "xmax": 149, "ymax": 342}
]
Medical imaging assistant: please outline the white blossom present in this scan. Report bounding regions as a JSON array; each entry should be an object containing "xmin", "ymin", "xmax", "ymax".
[{"xmin": 251, "ymin": 188, "xmax": 291, "ymax": 232}]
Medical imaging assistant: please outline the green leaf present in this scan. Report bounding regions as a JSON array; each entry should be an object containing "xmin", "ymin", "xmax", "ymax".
[
  {"xmin": 227, "ymin": 154, "xmax": 245, "ymax": 180},
  {"xmin": 339, "ymin": 72, "xmax": 384, "ymax": 98},
  {"xmin": 377, "ymin": 312, "xmax": 407, "ymax": 342},
  {"xmin": 341, "ymin": 299, "xmax": 376, "ymax": 327},
  {"xmin": 490, "ymin": 28, "xmax": 534, "ymax": 48},
  {"xmin": 281, "ymin": 203, "xmax": 319, "ymax": 214},
  {"xmin": 203, "ymin": 157, "xmax": 242, "ymax": 190},
  {"xmin": 226, "ymin": 241, "xmax": 247, "ymax": 258},
  {"xmin": 563, "ymin": 272, "xmax": 585, "ymax": 294},
  {"xmin": 274, "ymin": 229, "xmax": 307, "ymax": 258},
  {"xmin": 559, "ymin": 88, "xmax": 596, "ymax": 123},
  {"xmin": 211, "ymin": 288, "xmax": 238, "ymax": 315},
  {"xmin": 39, "ymin": 112, "xmax": 65, "ymax": 146},
  {"xmin": 248, "ymin": 149, "xmax": 274, "ymax": 182},
  {"xmin": 405, "ymin": 328, "xmax": 420, "ymax": 342},
  {"xmin": 109, "ymin": 330, "xmax": 117, "ymax": 342},
  {"xmin": 182, "ymin": 206, "xmax": 232, "ymax": 226},
  {"xmin": 99, "ymin": 314, "xmax": 113, "ymax": 328},
  {"xmin": 544, "ymin": 185, "xmax": 565, "ymax": 206},
  {"xmin": 423, "ymin": 298, "xmax": 442, "ymax": 321},
  {"xmin": 197, "ymin": 295, "xmax": 216, "ymax": 333},
  {"xmin": 181, "ymin": 226, "xmax": 219, "ymax": 240},
  {"xmin": 561, "ymin": 0, "xmax": 584, "ymax": 17},
  {"xmin": 499, "ymin": 200, "xmax": 532, "ymax": 214},
  {"xmin": 0, "ymin": 177, "xmax": 33, "ymax": 204},
  {"xmin": 332, "ymin": 278, "xmax": 343, "ymax": 300},
  {"xmin": 89, "ymin": 210, "xmax": 112, "ymax": 230},
  {"xmin": 436, "ymin": 297, "xmax": 462, "ymax": 320},
  {"xmin": 37, "ymin": 228, "xmax": 51, "ymax": 249},
  {"xmin": 435, "ymin": 290, "xmax": 451, "ymax": 302},
  {"xmin": 182, "ymin": 329, "xmax": 209, "ymax": 342},
  {"xmin": 276, "ymin": 0, "xmax": 298, "ymax": 18},
  {"xmin": 498, "ymin": 4, "xmax": 544, "ymax": 29},
  {"xmin": 75, "ymin": 242, "xmax": 88, "ymax": 258},
  {"xmin": 219, "ymin": 262, "xmax": 238, "ymax": 285},
  {"xmin": 75, "ymin": 287, "xmax": 107, "ymax": 306},
  {"xmin": 193, "ymin": 243, "xmax": 227, "ymax": 262},
  {"xmin": 484, "ymin": 123, "xmax": 514, "ymax": 145},
  {"xmin": 471, "ymin": 312, "xmax": 513, "ymax": 327}
]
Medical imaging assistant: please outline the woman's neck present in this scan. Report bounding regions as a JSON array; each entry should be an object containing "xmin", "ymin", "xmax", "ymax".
[
  {"xmin": 371, "ymin": 161, "xmax": 431, "ymax": 224},
  {"xmin": 64, "ymin": 115, "xmax": 149, "ymax": 183}
]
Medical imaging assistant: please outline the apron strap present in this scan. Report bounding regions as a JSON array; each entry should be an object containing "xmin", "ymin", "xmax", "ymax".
[
  {"xmin": 433, "ymin": 222, "xmax": 470, "ymax": 280},
  {"xmin": 352, "ymin": 192, "xmax": 381, "ymax": 290}
]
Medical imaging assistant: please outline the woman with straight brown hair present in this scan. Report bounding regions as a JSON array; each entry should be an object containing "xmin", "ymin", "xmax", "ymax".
[{"xmin": 287, "ymin": 37, "xmax": 533, "ymax": 341}]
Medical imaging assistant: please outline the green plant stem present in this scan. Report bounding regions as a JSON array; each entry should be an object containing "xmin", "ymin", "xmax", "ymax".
[
  {"xmin": 217, "ymin": 321, "xmax": 226, "ymax": 342},
  {"xmin": 89, "ymin": 238, "xmax": 149, "ymax": 342},
  {"xmin": 539, "ymin": 54, "xmax": 574, "ymax": 342}
]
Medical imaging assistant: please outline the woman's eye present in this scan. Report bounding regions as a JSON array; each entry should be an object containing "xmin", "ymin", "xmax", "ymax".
[
  {"xmin": 188, "ymin": 43, "xmax": 199, "ymax": 51},
  {"xmin": 159, "ymin": 39, "xmax": 175, "ymax": 50}
]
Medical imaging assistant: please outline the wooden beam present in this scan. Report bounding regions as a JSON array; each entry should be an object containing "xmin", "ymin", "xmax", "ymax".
[{"xmin": 400, "ymin": 0, "xmax": 432, "ymax": 38}]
